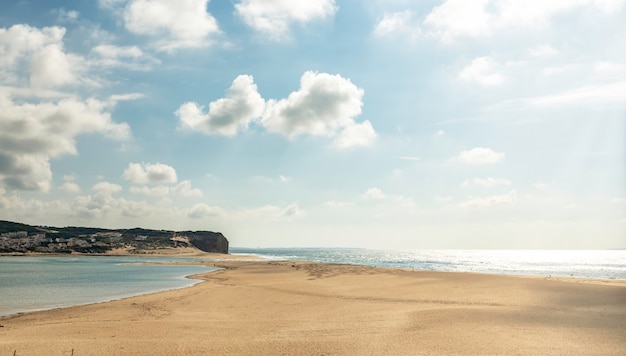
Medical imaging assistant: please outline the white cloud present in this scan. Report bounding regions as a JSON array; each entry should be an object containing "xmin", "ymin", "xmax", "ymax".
[
  {"xmin": 333, "ymin": 120, "xmax": 377, "ymax": 149},
  {"xmin": 242, "ymin": 203, "xmax": 305, "ymax": 220},
  {"xmin": 458, "ymin": 190, "xmax": 517, "ymax": 208},
  {"xmin": 421, "ymin": 0, "xmax": 625, "ymax": 42},
  {"xmin": 423, "ymin": 0, "xmax": 492, "ymax": 42},
  {"xmin": 435, "ymin": 130, "xmax": 446, "ymax": 137},
  {"xmin": 129, "ymin": 185, "xmax": 170, "ymax": 197},
  {"xmin": 0, "ymin": 95, "xmax": 130, "ymax": 191},
  {"xmin": 457, "ymin": 147, "xmax": 505, "ymax": 165},
  {"xmin": 176, "ymin": 75, "xmax": 265, "ymax": 136},
  {"xmin": 123, "ymin": 162, "xmax": 178, "ymax": 184},
  {"xmin": 91, "ymin": 44, "xmax": 159, "ymax": 70},
  {"xmin": 54, "ymin": 8, "xmax": 80, "ymax": 23},
  {"xmin": 173, "ymin": 180, "xmax": 203, "ymax": 197},
  {"xmin": 0, "ymin": 24, "xmax": 84, "ymax": 90},
  {"xmin": 99, "ymin": 0, "xmax": 126, "ymax": 9},
  {"xmin": 361, "ymin": 187, "xmax": 386, "ymax": 200},
  {"xmin": 122, "ymin": 0, "xmax": 220, "ymax": 51},
  {"xmin": 59, "ymin": 182, "xmax": 81, "ymax": 194},
  {"xmin": 280, "ymin": 203, "xmax": 302, "ymax": 218},
  {"xmin": 527, "ymin": 81, "xmax": 626, "ymax": 107},
  {"xmin": 92, "ymin": 181, "xmax": 122, "ymax": 195},
  {"xmin": 30, "ymin": 44, "xmax": 80, "ymax": 88},
  {"xmin": 373, "ymin": 10, "xmax": 420, "ymax": 39},
  {"xmin": 459, "ymin": 57, "xmax": 505, "ymax": 86},
  {"xmin": 188, "ymin": 203, "xmax": 224, "ymax": 218},
  {"xmin": 235, "ymin": 0, "xmax": 337, "ymax": 41},
  {"xmin": 462, "ymin": 177, "xmax": 511, "ymax": 188},
  {"xmin": 93, "ymin": 44, "xmax": 142, "ymax": 59},
  {"xmin": 0, "ymin": 25, "xmax": 65, "ymax": 75},
  {"xmin": 262, "ymin": 71, "xmax": 375, "ymax": 148},
  {"xmin": 109, "ymin": 93, "xmax": 144, "ymax": 103},
  {"xmin": 490, "ymin": 81, "xmax": 626, "ymax": 110}
]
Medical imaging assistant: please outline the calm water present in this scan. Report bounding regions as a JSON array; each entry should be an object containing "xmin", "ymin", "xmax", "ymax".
[
  {"xmin": 231, "ymin": 248, "xmax": 626, "ymax": 280},
  {"xmin": 0, "ymin": 256, "xmax": 214, "ymax": 317}
]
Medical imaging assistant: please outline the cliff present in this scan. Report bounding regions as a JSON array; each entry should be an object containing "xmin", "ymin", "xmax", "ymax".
[
  {"xmin": 0, "ymin": 220, "xmax": 229, "ymax": 254},
  {"xmin": 181, "ymin": 231, "xmax": 229, "ymax": 254}
]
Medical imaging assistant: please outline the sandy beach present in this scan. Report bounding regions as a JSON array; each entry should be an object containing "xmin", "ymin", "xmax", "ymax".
[{"xmin": 1, "ymin": 258, "xmax": 625, "ymax": 355}]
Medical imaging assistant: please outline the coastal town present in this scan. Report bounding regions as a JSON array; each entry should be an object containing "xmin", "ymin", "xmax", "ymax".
[
  {"xmin": 0, "ymin": 220, "xmax": 229, "ymax": 254},
  {"xmin": 1, "ymin": 230, "xmax": 134, "ymax": 253}
]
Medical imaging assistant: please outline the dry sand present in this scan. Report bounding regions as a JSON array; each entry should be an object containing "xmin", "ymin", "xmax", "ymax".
[{"xmin": 1, "ymin": 259, "xmax": 624, "ymax": 355}]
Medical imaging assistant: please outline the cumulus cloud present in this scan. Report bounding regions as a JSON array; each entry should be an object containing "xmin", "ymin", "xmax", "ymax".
[
  {"xmin": 123, "ymin": 162, "xmax": 178, "ymax": 184},
  {"xmin": 121, "ymin": 0, "xmax": 219, "ymax": 51},
  {"xmin": 173, "ymin": 180, "xmax": 203, "ymax": 197},
  {"xmin": 262, "ymin": 71, "xmax": 376, "ymax": 148},
  {"xmin": 361, "ymin": 187, "xmax": 386, "ymax": 200},
  {"xmin": 333, "ymin": 121, "xmax": 377, "ymax": 149},
  {"xmin": 129, "ymin": 185, "xmax": 170, "ymax": 197},
  {"xmin": 462, "ymin": 177, "xmax": 511, "ymax": 188},
  {"xmin": 0, "ymin": 24, "xmax": 81, "ymax": 89},
  {"xmin": 188, "ymin": 203, "xmax": 224, "ymax": 218},
  {"xmin": 176, "ymin": 75, "xmax": 265, "ymax": 136},
  {"xmin": 59, "ymin": 182, "xmax": 81, "ymax": 194},
  {"xmin": 69, "ymin": 183, "xmax": 157, "ymax": 219},
  {"xmin": 92, "ymin": 181, "xmax": 123, "ymax": 195},
  {"xmin": 0, "ymin": 24, "xmax": 133, "ymax": 191},
  {"xmin": 0, "ymin": 95, "xmax": 130, "ymax": 191},
  {"xmin": 423, "ymin": 0, "xmax": 492, "ymax": 42},
  {"xmin": 30, "ymin": 44, "xmax": 81, "ymax": 88},
  {"xmin": 457, "ymin": 147, "xmax": 505, "ymax": 165},
  {"xmin": 177, "ymin": 71, "xmax": 375, "ymax": 148},
  {"xmin": 235, "ymin": 0, "xmax": 337, "ymax": 41},
  {"xmin": 459, "ymin": 57, "xmax": 505, "ymax": 86}
]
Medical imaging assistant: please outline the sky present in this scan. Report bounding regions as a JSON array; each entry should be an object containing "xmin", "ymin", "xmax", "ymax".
[{"xmin": 0, "ymin": 0, "xmax": 624, "ymax": 249}]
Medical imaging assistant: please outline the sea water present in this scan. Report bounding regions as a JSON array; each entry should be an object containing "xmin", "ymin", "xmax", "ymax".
[
  {"xmin": 0, "ymin": 256, "xmax": 214, "ymax": 317},
  {"xmin": 231, "ymin": 248, "xmax": 626, "ymax": 280}
]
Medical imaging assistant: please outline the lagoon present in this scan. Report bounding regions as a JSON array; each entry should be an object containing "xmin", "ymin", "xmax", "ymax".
[{"xmin": 0, "ymin": 256, "xmax": 213, "ymax": 317}]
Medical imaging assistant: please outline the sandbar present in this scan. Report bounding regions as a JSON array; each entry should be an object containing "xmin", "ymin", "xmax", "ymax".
[{"xmin": 1, "ymin": 259, "xmax": 624, "ymax": 355}]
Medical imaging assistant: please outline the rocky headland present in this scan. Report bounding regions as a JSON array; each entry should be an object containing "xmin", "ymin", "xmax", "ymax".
[{"xmin": 0, "ymin": 220, "xmax": 229, "ymax": 254}]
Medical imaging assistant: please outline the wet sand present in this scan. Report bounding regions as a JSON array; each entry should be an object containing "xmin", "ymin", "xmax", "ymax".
[{"xmin": 1, "ymin": 259, "xmax": 624, "ymax": 355}]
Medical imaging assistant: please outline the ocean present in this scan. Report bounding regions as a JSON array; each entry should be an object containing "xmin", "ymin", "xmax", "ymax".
[
  {"xmin": 231, "ymin": 248, "xmax": 626, "ymax": 280},
  {"xmin": 0, "ymin": 256, "xmax": 213, "ymax": 317},
  {"xmin": 1, "ymin": 249, "xmax": 624, "ymax": 318}
]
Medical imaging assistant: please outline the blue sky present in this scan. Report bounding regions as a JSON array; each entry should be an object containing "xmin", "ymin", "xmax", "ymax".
[{"xmin": 0, "ymin": 0, "xmax": 624, "ymax": 249}]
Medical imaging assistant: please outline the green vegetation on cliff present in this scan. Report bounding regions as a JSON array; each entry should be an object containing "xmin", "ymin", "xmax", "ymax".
[{"xmin": 0, "ymin": 220, "xmax": 229, "ymax": 254}]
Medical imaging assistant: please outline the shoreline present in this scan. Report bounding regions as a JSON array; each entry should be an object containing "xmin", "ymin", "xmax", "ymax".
[
  {"xmin": 0, "ymin": 251, "xmax": 260, "ymax": 319},
  {"xmin": 1, "ymin": 258, "xmax": 625, "ymax": 355}
]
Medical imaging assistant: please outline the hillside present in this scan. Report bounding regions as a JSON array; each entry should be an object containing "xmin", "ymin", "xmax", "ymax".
[{"xmin": 0, "ymin": 220, "xmax": 229, "ymax": 254}]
